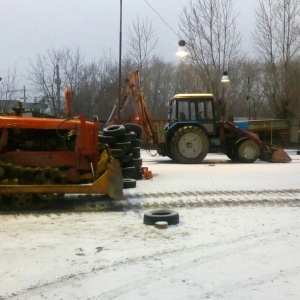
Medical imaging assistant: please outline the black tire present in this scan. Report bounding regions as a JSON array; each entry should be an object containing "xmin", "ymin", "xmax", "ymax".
[
  {"xmin": 119, "ymin": 153, "xmax": 133, "ymax": 163},
  {"xmin": 132, "ymin": 158, "xmax": 143, "ymax": 170},
  {"xmin": 226, "ymin": 147, "xmax": 238, "ymax": 161},
  {"xmin": 122, "ymin": 166, "xmax": 136, "ymax": 178},
  {"xmin": 119, "ymin": 131, "xmax": 137, "ymax": 142},
  {"xmin": 115, "ymin": 141, "xmax": 132, "ymax": 153},
  {"xmin": 236, "ymin": 139, "xmax": 260, "ymax": 163},
  {"xmin": 124, "ymin": 123, "xmax": 143, "ymax": 139},
  {"xmin": 98, "ymin": 134, "xmax": 115, "ymax": 145},
  {"xmin": 121, "ymin": 159, "xmax": 135, "ymax": 168},
  {"xmin": 130, "ymin": 147, "xmax": 141, "ymax": 158},
  {"xmin": 110, "ymin": 148, "xmax": 126, "ymax": 159},
  {"xmin": 123, "ymin": 178, "xmax": 136, "ymax": 189},
  {"xmin": 131, "ymin": 139, "xmax": 142, "ymax": 147},
  {"xmin": 170, "ymin": 126, "xmax": 209, "ymax": 164},
  {"xmin": 103, "ymin": 125, "xmax": 125, "ymax": 137},
  {"xmin": 135, "ymin": 170, "xmax": 143, "ymax": 180},
  {"xmin": 143, "ymin": 209, "xmax": 179, "ymax": 225}
]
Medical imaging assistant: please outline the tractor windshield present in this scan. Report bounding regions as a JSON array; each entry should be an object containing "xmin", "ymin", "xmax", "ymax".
[{"xmin": 176, "ymin": 98, "xmax": 214, "ymax": 122}]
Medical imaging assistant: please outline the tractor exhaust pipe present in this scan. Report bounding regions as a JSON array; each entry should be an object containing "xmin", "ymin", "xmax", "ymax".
[{"xmin": 65, "ymin": 86, "xmax": 71, "ymax": 118}]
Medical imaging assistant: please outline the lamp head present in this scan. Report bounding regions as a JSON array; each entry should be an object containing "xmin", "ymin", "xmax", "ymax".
[
  {"xmin": 176, "ymin": 40, "xmax": 188, "ymax": 57},
  {"xmin": 221, "ymin": 71, "xmax": 230, "ymax": 83}
]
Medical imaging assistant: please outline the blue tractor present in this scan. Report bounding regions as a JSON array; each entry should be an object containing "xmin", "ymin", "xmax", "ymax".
[{"xmin": 159, "ymin": 93, "xmax": 291, "ymax": 163}]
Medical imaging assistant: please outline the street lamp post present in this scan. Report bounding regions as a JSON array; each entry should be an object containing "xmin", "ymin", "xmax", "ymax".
[
  {"xmin": 246, "ymin": 76, "xmax": 256, "ymax": 120},
  {"xmin": 220, "ymin": 71, "xmax": 230, "ymax": 117},
  {"xmin": 118, "ymin": 0, "xmax": 123, "ymax": 123}
]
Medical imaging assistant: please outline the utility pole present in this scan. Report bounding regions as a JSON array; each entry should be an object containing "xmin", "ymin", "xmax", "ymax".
[
  {"xmin": 55, "ymin": 64, "xmax": 61, "ymax": 113},
  {"xmin": 23, "ymin": 86, "xmax": 26, "ymax": 103},
  {"xmin": 20, "ymin": 86, "xmax": 27, "ymax": 103}
]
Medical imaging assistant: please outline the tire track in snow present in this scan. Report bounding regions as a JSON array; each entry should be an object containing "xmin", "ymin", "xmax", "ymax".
[
  {"xmin": 95, "ymin": 225, "xmax": 300, "ymax": 299},
  {"xmin": 6, "ymin": 224, "xmax": 300, "ymax": 300},
  {"xmin": 201, "ymin": 265, "xmax": 300, "ymax": 299},
  {"xmin": 1, "ymin": 189, "xmax": 299, "ymax": 213},
  {"xmin": 124, "ymin": 188, "xmax": 300, "ymax": 209}
]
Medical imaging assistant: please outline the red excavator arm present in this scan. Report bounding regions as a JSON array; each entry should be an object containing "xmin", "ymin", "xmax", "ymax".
[{"xmin": 108, "ymin": 70, "xmax": 159, "ymax": 148}]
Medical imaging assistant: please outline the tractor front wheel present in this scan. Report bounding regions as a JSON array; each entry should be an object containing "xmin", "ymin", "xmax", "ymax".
[
  {"xmin": 236, "ymin": 139, "xmax": 260, "ymax": 163},
  {"xmin": 226, "ymin": 147, "xmax": 238, "ymax": 161},
  {"xmin": 170, "ymin": 126, "xmax": 209, "ymax": 164}
]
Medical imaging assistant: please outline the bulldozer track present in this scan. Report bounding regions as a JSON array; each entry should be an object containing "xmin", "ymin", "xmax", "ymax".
[
  {"xmin": 0, "ymin": 162, "xmax": 66, "ymax": 210},
  {"xmin": 0, "ymin": 161, "xmax": 64, "ymax": 187}
]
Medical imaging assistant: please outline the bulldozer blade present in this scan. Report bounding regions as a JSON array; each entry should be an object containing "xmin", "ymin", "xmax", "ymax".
[
  {"xmin": 269, "ymin": 146, "xmax": 292, "ymax": 163},
  {"xmin": 108, "ymin": 159, "xmax": 124, "ymax": 200}
]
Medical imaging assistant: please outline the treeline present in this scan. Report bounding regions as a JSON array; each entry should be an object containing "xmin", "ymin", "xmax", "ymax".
[{"xmin": 1, "ymin": 0, "xmax": 300, "ymax": 122}]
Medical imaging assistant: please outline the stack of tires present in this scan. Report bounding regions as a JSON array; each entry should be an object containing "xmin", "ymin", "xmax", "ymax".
[{"xmin": 99, "ymin": 123, "xmax": 143, "ymax": 189}]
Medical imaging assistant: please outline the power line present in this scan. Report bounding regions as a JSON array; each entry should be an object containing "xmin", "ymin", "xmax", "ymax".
[{"xmin": 143, "ymin": 0, "xmax": 180, "ymax": 38}]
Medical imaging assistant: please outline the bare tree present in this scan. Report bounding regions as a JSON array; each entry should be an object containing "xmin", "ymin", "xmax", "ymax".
[
  {"xmin": 27, "ymin": 48, "xmax": 89, "ymax": 117},
  {"xmin": 141, "ymin": 57, "xmax": 177, "ymax": 119},
  {"xmin": 228, "ymin": 59, "xmax": 274, "ymax": 119},
  {"xmin": 125, "ymin": 17, "xmax": 158, "ymax": 75},
  {"xmin": 0, "ymin": 67, "xmax": 20, "ymax": 112},
  {"xmin": 253, "ymin": 0, "xmax": 300, "ymax": 119},
  {"xmin": 75, "ymin": 55, "xmax": 120, "ymax": 121},
  {"xmin": 28, "ymin": 49, "xmax": 67, "ymax": 116},
  {"xmin": 179, "ymin": 0, "xmax": 241, "ymax": 116},
  {"xmin": 61, "ymin": 48, "xmax": 86, "ymax": 99}
]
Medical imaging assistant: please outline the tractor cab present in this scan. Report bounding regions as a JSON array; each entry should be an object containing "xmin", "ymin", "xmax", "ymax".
[{"xmin": 167, "ymin": 93, "xmax": 217, "ymax": 136}]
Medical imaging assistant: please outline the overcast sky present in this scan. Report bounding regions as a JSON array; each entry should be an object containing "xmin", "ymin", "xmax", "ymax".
[{"xmin": 1, "ymin": 0, "xmax": 259, "ymax": 86}]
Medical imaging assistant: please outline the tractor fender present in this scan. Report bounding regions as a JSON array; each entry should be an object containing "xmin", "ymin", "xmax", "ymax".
[
  {"xmin": 233, "ymin": 136, "xmax": 248, "ymax": 147},
  {"xmin": 234, "ymin": 133, "xmax": 262, "ymax": 149}
]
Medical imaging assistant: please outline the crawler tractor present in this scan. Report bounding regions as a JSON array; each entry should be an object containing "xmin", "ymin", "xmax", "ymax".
[{"xmin": 0, "ymin": 89, "xmax": 123, "ymax": 209}]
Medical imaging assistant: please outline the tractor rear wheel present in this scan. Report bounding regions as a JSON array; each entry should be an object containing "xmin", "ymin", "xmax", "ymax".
[
  {"xmin": 236, "ymin": 139, "xmax": 260, "ymax": 163},
  {"xmin": 170, "ymin": 126, "xmax": 209, "ymax": 164}
]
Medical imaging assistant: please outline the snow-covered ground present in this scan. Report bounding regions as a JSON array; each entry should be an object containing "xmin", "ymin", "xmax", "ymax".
[{"xmin": 1, "ymin": 150, "xmax": 300, "ymax": 300}]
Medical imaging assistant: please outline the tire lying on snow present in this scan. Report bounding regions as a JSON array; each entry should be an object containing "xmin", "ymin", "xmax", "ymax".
[{"xmin": 143, "ymin": 209, "xmax": 179, "ymax": 225}]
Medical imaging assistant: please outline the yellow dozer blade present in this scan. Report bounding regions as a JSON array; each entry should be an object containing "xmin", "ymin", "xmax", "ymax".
[
  {"xmin": 108, "ymin": 158, "xmax": 124, "ymax": 200},
  {"xmin": 80, "ymin": 149, "xmax": 124, "ymax": 199},
  {"xmin": 96, "ymin": 150, "xmax": 124, "ymax": 199}
]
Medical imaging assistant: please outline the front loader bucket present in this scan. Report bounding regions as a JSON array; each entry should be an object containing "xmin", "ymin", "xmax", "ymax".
[
  {"xmin": 266, "ymin": 146, "xmax": 292, "ymax": 163},
  {"xmin": 108, "ymin": 159, "xmax": 124, "ymax": 200}
]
